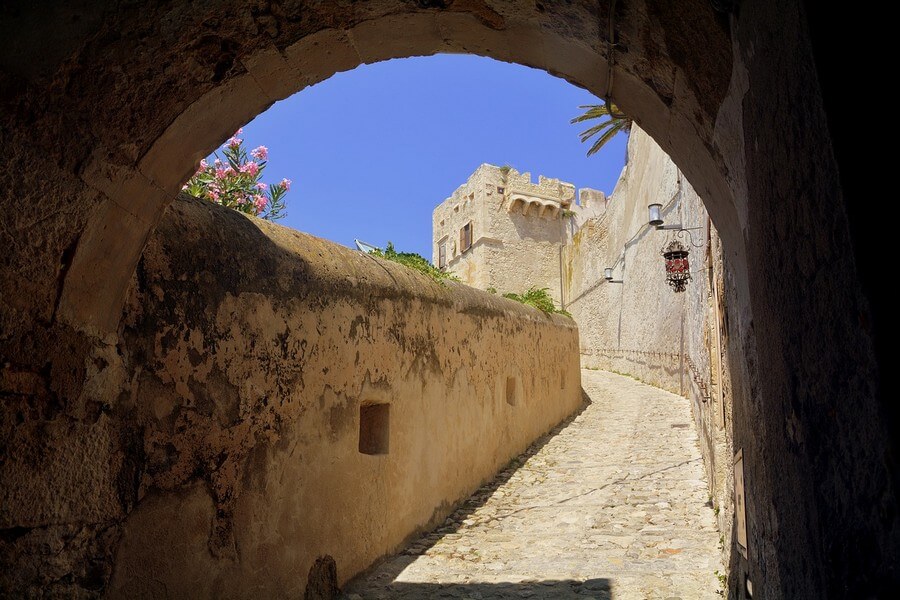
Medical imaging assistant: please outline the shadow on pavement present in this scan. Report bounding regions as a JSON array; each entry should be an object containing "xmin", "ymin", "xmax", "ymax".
[
  {"xmin": 340, "ymin": 389, "xmax": 594, "ymax": 596},
  {"xmin": 341, "ymin": 576, "xmax": 613, "ymax": 599}
]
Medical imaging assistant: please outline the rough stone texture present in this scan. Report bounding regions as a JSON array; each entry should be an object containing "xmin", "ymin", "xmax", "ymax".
[
  {"xmin": 726, "ymin": 5, "xmax": 894, "ymax": 597},
  {"xmin": 565, "ymin": 127, "xmax": 735, "ymax": 575},
  {"xmin": 432, "ymin": 165, "xmax": 578, "ymax": 303},
  {"xmin": 306, "ymin": 556, "xmax": 340, "ymax": 600},
  {"xmin": 0, "ymin": 1, "xmax": 893, "ymax": 597},
  {"xmin": 2, "ymin": 195, "xmax": 582, "ymax": 597},
  {"xmin": 343, "ymin": 370, "xmax": 723, "ymax": 600}
]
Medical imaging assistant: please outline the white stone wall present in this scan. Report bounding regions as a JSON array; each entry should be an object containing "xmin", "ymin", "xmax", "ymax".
[
  {"xmin": 563, "ymin": 126, "xmax": 734, "ymax": 562},
  {"xmin": 433, "ymin": 165, "xmax": 492, "ymax": 289}
]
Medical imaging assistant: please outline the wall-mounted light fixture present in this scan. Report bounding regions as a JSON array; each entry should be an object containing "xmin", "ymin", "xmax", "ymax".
[
  {"xmin": 648, "ymin": 202, "xmax": 701, "ymax": 231},
  {"xmin": 648, "ymin": 201, "xmax": 705, "ymax": 293},
  {"xmin": 604, "ymin": 267, "xmax": 624, "ymax": 284},
  {"xmin": 662, "ymin": 240, "xmax": 691, "ymax": 292},
  {"xmin": 648, "ymin": 203, "xmax": 664, "ymax": 227}
]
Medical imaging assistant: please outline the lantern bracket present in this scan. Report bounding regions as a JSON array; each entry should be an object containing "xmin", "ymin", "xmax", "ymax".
[
  {"xmin": 647, "ymin": 203, "xmax": 706, "ymax": 248},
  {"xmin": 657, "ymin": 225, "xmax": 706, "ymax": 248},
  {"xmin": 603, "ymin": 267, "xmax": 624, "ymax": 284},
  {"xmin": 655, "ymin": 223, "xmax": 700, "ymax": 231}
]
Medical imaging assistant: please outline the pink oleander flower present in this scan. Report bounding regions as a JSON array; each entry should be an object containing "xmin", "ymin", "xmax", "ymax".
[
  {"xmin": 251, "ymin": 145, "xmax": 268, "ymax": 160},
  {"xmin": 254, "ymin": 194, "xmax": 268, "ymax": 214},
  {"xmin": 185, "ymin": 135, "xmax": 287, "ymax": 221},
  {"xmin": 240, "ymin": 161, "xmax": 259, "ymax": 177},
  {"xmin": 235, "ymin": 128, "xmax": 243, "ymax": 135}
]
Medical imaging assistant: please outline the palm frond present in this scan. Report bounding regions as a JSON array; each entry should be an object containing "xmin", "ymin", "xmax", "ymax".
[
  {"xmin": 572, "ymin": 103, "xmax": 632, "ymax": 157},
  {"xmin": 586, "ymin": 120, "xmax": 628, "ymax": 156},
  {"xmin": 579, "ymin": 121, "xmax": 617, "ymax": 143}
]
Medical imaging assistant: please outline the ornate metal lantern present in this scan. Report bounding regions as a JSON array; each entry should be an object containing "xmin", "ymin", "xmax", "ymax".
[{"xmin": 662, "ymin": 239, "xmax": 691, "ymax": 292}]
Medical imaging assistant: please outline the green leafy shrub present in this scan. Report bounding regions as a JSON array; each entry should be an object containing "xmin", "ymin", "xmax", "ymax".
[
  {"xmin": 183, "ymin": 129, "xmax": 289, "ymax": 220},
  {"xmin": 371, "ymin": 242, "xmax": 457, "ymax": 283},
  {"xmin": 503, "ymin": 286, "xmax": 571, "ymax": 317}
]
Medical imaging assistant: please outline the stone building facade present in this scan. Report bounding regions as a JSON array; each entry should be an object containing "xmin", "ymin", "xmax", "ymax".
[
  {"xmin": 435, "ymin": 128, "xmax": 736, "ymax": 568},
  {"xmin": 433, "ymin": 164, "xmax": 599, "ymax": 304}
]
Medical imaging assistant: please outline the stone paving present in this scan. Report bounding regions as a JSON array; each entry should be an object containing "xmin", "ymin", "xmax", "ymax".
[{"xmin": 342, "ymin": 370, "xmax": 723, "ymax": 600}]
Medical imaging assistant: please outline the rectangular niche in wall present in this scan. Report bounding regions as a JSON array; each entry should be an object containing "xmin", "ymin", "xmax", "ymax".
[
  {"xmin": 506, "ymin": 376, "xmax": 519, "ymax": 406},
  {"xmin": 359, "ymin": 403, "xmax": 390, "ymax": 455}
]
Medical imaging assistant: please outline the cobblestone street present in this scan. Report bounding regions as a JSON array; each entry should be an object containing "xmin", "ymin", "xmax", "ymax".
[{"xmin": 342, "ymin": 370, "xmax": 723, "ymax": 600}]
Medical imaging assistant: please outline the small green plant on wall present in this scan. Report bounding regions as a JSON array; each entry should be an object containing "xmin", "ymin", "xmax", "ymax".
[
  {"xmin": 372, "ymin": 242, "xmax": 458, "ymax": 284},
  {"xmin": 503, "ymin": 286, "xmax": 571, "ymax": 317}
]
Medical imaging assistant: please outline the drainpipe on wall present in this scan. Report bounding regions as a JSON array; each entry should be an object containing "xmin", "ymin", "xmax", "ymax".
[{"xmin": 559, "ymin": 241, "xmax": 566, "ymax": 309}]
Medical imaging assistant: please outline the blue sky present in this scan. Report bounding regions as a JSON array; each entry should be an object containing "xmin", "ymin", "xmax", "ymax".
[{"xmin": 226, "ymin": 54, "xmax": 627, "ymax": 258}]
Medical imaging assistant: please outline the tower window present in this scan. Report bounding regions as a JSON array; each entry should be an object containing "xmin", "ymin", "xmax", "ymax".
[{"xmin": 460, "ymin": 222, "xmax": 473, "ymax": 253}]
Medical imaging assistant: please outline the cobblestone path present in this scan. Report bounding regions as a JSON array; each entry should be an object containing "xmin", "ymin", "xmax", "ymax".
[{"xmin": 342, "ymin": 370, "xmax": 723, "ymax": 600}]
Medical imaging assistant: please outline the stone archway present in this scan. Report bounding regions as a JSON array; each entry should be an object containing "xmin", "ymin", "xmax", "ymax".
[
  {"xmin": 53, "ymin": 2, "xmax": 739, "ymax": 337},
  {"xmin": 0, "ymin": 1, "xmax": 892, "ymax": 598}
]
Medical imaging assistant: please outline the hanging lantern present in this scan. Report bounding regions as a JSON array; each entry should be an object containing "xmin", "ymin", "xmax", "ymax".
[{"xmin": 662, "ymin": 239, "xmax": 691, "ymax": 292}]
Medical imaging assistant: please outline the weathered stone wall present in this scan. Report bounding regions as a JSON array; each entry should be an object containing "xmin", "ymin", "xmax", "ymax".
[
  {"xmin": 493, "ymin": 168, "xmax": 572, "ymax": 303},
  {"xmin": 434, "ymin": 165, "xmax": 572, "ymax": 302},
  {"xmin": 567, "ymin": 128, "xmax": 691, "ymax": 389},
  {"xmin": 1, "ymin": 195, "xmax": 582, "ymax": 597},
  {"xmin": 565, "ymin": 126, "xmax": 735, "ymax": 567},
  {"xmin": 432, "ymin": 166, "xmax": 493, "ymax": 289}
]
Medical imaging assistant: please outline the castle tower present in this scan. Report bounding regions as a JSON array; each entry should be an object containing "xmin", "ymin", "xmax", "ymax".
[{"xmin": 433, "ymin": 164, "xmax": 593, "ymax": 304}]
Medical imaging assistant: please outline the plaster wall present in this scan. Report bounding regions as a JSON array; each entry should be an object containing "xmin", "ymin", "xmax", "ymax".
[
  {"xmin": 567, "ymin": 127, "xmax": 688, "ymax": 388},
  {"xmin": 2, "ymin": 195, "xmax": 582, "ymax": 597}
]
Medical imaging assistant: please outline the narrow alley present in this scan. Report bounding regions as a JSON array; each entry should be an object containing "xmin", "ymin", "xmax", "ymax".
[{"xmin": 342, "ymin": 370, "xmax": 723, "ymax": 600}]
